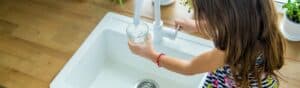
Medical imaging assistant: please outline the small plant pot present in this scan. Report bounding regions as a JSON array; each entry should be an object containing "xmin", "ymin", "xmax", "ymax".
[{"xmin": 280, "ymin": 14, "xmax": 300, "ymax": 41}]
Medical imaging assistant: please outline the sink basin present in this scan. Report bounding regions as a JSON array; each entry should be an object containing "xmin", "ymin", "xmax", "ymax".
[{"xmin": 50, "ymin": 12, "xmax": 214, "ymax": 88}]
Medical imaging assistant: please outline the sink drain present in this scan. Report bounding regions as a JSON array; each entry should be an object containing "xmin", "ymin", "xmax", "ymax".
[{"xmin": 135, "ymin": 79, "xmax": 159, "ymax": 88}]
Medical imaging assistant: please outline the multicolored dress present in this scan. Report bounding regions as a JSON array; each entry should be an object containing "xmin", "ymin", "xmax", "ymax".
[{"xmin": 202, "ymin": 54, "xmax": 279, "ymax": 88}]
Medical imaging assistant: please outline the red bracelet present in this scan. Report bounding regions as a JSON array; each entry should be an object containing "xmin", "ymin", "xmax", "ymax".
[{"xmin": 156, "ymin": 53, "xmax": 165, "ymax": 67}]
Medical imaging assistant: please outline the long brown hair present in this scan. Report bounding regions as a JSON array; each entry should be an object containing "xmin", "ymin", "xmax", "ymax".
[{"xmin": 192, "ymin": 0, "xmax": 286, "ymax": 87}]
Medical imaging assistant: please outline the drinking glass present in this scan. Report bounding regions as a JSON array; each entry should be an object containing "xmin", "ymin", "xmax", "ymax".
[{"xmin": 126, "ymin": 22, "xmax": 149, "ymax": 44}]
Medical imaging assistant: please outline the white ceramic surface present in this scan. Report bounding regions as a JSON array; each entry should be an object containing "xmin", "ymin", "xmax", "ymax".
[
  {"xmin": 50, "ymin": 12, "xmax": 214, "ymax": 88},
  {"xmin": 160, "ymin": 0, "xmax": 175, "ymax": 6},
  {"xmin": 152, "ymin": 0, "xmax": 175, "ymax": 6},
  {"xmin": 274, "ymin": 0, "xmax": 288, "ymax": 13},
  {"xmin": 281, "ymin": 14, "xmax": 300, "ymax": 41}
]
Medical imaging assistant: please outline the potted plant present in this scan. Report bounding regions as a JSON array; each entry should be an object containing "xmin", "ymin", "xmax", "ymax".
[
  {"xmin": 111, "ymin": 0, "xmax": 126, "ymax": 6},
  {"xmin": 179, "ymin": 0, "xmax": 193, "ymax": 13},
  {"xmin": 281, "ymin": 0, "xmax": 300, "ymax": 41}
]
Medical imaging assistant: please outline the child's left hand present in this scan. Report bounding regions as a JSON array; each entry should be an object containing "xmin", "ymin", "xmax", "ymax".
[{"xmin": 128, "ymin": 35, "xmax": 159, "ymax": 62}]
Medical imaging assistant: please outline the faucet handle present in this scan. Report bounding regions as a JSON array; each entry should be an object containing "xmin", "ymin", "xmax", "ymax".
[
  {"xmin": 174, "ymin": 25, "xmax": 182, "ymax": 39},
  {"xmin": 162, "ymin": 25, "xmax": 181, "ymax": 40},
  {"xmin": 175, "ymin": 25, "xmax": 183, "ymax": 32}
]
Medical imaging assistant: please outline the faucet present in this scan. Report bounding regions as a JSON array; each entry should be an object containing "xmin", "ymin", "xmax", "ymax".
[
  {"xmin": 133, "ymin": 0, "xmax": 178, "ymax": 43},
  {"xmin": 152, "ymin": 0, "xmax": 178, "ymax": 43}
]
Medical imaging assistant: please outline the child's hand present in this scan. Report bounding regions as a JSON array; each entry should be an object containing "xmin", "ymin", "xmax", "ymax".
[
  {"xmin": 128, "ymin": 35, "xmax": 159, "ymax": 62},
  {"xmin": 175, "ymin": 19, "xmax": 198, "ymax": 33}
]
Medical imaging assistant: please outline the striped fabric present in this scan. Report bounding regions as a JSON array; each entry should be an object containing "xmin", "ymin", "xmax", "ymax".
[{"xmin": 202, "ymin": 54, "xmax": 279, "ymax": 88}]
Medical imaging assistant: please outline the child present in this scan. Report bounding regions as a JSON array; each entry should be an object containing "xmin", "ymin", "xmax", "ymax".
[{"xmin": 128, "ymin": 0, "xmax": 285, "ymax": 87}]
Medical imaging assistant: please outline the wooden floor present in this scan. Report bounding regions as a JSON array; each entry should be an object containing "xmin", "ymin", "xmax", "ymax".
[{"xmin": 0, "ymin": 0, "xmax": 299, "ymax": 88}]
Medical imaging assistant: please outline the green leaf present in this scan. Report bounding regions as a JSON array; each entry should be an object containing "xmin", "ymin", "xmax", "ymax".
[
  {"xmin": 119, "ymin": 0, "xmax": 124, "ymax": 7},
  {"xmin": 284, "ymin": 0, "xmax": 300, "ymax": 22},
  {"xmin": 179, "ymin": 0, "xmax": 193, "ymax": 13},
  {"xmin": 111, "ymin": 0, "xmax": 125, "ymax": 6}
]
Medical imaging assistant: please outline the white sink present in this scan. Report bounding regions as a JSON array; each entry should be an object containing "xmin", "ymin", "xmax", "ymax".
[{"xmin": 50, "ymin": 12, "xmax": 214, "ymax": 88}]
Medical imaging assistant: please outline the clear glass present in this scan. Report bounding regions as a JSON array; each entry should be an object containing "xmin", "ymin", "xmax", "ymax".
[{"xmin": 126, "ymin": 22, "xmax": 149, "ymax": 44}]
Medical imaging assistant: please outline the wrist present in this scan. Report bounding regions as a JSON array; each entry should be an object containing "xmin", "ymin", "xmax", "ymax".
[
  {"xmin": 147, "ymin": 51, "xmax": 165, "ymax": 67},
  {"xmin": 147, "ymin": 51, "xmax": 160, "ymax": 62},
  {"xmin": 155, "ymin": 53, "xmax": 165, "ymax": 67}
]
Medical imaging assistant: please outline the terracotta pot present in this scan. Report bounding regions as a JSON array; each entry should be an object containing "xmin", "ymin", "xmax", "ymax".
[{"xmin": 281, "ymin": 14, "xmax": 300, "ymax": 41}]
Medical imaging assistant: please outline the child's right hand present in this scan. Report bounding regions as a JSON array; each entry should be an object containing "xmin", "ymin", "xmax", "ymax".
[{"xmin": 174, "ymin": 19, "xmax": 198, "ymax": 33}]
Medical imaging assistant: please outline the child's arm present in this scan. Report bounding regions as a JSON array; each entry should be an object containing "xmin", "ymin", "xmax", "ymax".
[
  {"xmin": 128, "ymin": 38, "xmax": 225, "ymax": 75},
  {"xmin": 153, "ymin": 48, "xmax": 225, "ymax": 75}
]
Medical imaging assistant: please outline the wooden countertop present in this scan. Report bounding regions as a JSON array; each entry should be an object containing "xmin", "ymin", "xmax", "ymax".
[{"xmin": 0, "ymin": 0, "xmax": 299, "ymax": 88}]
